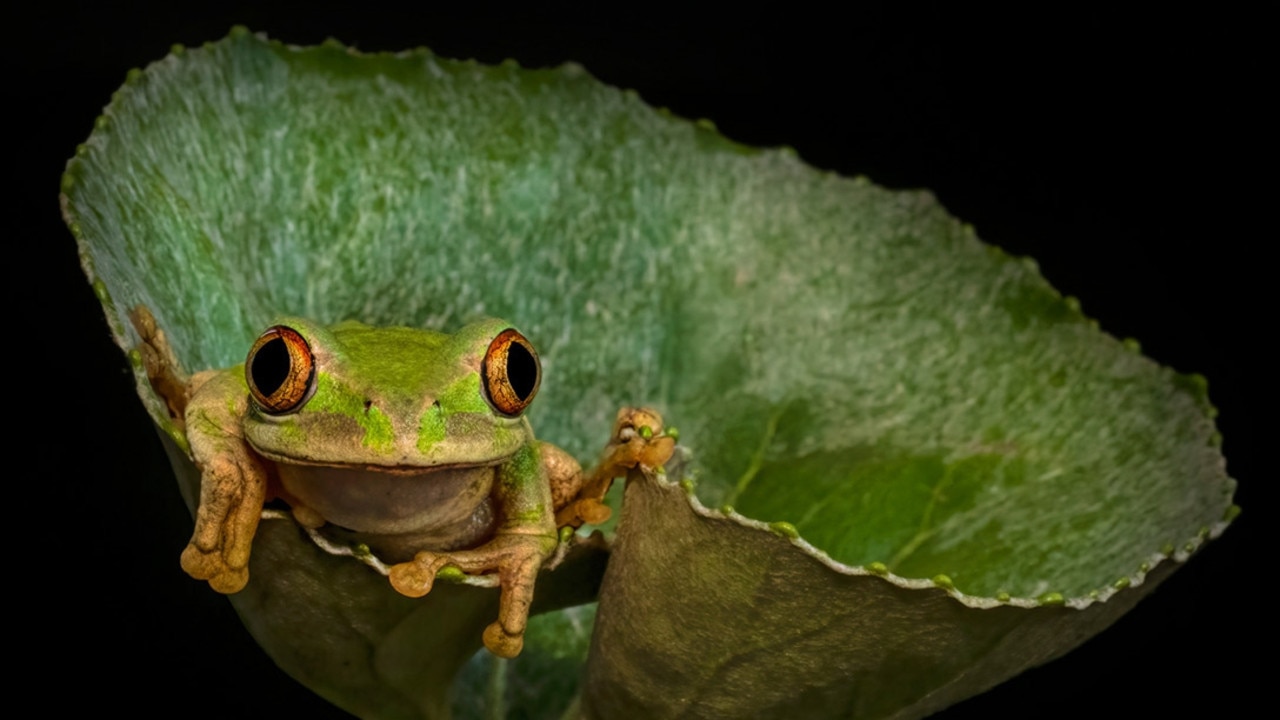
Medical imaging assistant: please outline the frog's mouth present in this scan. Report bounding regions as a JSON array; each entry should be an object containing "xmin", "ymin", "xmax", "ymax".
[
  {"xmin": 243, "ymin": 412, "xmax": 533, "ymax": 471},
  {"xmin": 252, "ymin": 447, "xmax": 516, "ymax": 476}
]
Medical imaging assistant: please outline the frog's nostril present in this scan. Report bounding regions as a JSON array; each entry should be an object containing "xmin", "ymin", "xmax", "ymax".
[{"xmin": 363, "ymin": 400, "xmax": 373, "ymax": 413}]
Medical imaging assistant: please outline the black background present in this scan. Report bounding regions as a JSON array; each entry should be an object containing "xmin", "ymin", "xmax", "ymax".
[{"xmin": 18, "ymin": 4, "xmax": 1262, "ymax": 717}]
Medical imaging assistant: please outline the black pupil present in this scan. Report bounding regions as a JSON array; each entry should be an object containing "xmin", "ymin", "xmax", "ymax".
[
  {"xmin": 506, "ymin": 342, "xmax": 537, "ymax": 401},
  {"xmin": 251, "ymin": 336, "xmax": 291, "ymax": 396}
]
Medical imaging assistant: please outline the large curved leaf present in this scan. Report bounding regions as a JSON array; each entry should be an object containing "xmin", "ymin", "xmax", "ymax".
[{"xmin": 61, "ymin": 29, "xmax": 1235, "ymax": 719}]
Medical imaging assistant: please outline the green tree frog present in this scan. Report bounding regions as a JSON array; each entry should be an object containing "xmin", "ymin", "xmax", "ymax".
[{"xmin": 133, "ymin": 309, "xmax": 674, "ymax": 658}]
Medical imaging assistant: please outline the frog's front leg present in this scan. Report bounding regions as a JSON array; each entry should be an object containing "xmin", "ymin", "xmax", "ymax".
[
  {"xmin": 179, "ymin": 369, "xmax": 269, "ymax": 594},
  {"xmin": 555, "ymin": 407, "xmax": 676, "ymax": 528},
  {"xmin": 388, "ymin": 444, "xmax": 557, "ymax": 658},
  {"xmin": 389, "ymin": 533, "xmax": 555, "ymax": 657}
]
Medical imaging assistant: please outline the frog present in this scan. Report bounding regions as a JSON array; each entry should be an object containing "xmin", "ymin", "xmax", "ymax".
[{"xmin": 130, "ymin": 307, "xmax": 675, "ymax": 658}]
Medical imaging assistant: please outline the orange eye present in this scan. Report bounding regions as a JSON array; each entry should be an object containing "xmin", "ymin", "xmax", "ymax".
[
  {"xmin": 482, "ymin": 329, "xmax": 541, "ymax": 417},
  {"xmin": 246, "ymin": 325, "xmax": 315, "ymax": 414}
]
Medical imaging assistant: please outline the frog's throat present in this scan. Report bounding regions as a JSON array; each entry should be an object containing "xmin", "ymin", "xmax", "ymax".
[{"xmin": 248, "ymin": 448, "xmax": 519, "ymax": 476}]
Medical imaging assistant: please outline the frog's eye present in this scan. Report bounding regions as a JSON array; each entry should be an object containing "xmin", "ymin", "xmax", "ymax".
[
  {"xmin": 246, "ymin": 325, "xmax": 316, "ymax": 414},
  {"xmin": 482, "ymin": 329, "xmax": 541, "ymax": 417}
]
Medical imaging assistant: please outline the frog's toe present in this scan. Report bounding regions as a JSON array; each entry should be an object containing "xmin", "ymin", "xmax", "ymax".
[
  {"xmin": 483, "ymin": 621, "xmax": 524, "ymax": 658},
  {"xmin": 389, "ymin": 555, "xmax": 442, "ymax": 598},
  {"xmin": 179, "ymin": 544, "xmax": 219, "ymax": 580},
  {"xmin": 611, "ymin": 407, "xmax": 662, "ymax": 442},
  {"xmin": 181, "ymin": 544, "xmax": 248, "ymax": 593},
  {"xmin": 208, "ymin": 567, "xmax": 249, "ymax": 594},
  {"xmin": 637, "ymin": 434, "xmax": 676, "ymax": 468},
  {"xmin": 578, "ymin": 498, "xmax": 613, "ymax": 524},
  {"xmin": 555, "ymin": 497, "xmax": 613, "ymax": 527}
]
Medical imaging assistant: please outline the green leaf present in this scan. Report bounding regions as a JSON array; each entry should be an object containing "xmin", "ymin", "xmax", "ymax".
[
  {"xmin": 63, "ymin": 29, "xmax": 1235, "ymax": 719},
  {"xmin": 452, "ymin": 605, "xmax": 596, "ymax": 720}
]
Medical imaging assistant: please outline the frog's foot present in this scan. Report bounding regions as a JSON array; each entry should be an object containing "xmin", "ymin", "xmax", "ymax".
[
  {"xmin": 388, "ymin": 534, "xmax": 554, "ymax": 658},
  {"xmin": 556, "ymin": 407, "xmax": 677, "ymax": 528},
  {"xmin": 181, "ymin": 545, "xmax": 249, "ymax": 594},
  {"xmin": 179, "ymin": 448, "xmax": 268, "ymax": 594},
  {"xmin": 554, "ymin": 496, "xmax": 613, "ymax": 528},
  {"xmin": 483, "ymin": 620, "xmax": 524, "ymax": 658}
]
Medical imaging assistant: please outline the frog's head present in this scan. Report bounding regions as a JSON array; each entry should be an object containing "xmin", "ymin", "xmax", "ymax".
[{"xmin": 240, "ymin": 317, "xmax": 540, "ymax": 469}]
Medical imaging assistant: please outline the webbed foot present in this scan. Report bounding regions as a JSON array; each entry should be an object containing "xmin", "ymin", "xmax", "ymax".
[{"xmin": 387, "ymin": 533, "xmax": 556, "ymax": 657}]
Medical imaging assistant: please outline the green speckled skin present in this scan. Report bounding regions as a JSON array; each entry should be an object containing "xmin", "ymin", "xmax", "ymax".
[{"xmin": 243, "ymin": 317, "xmax": 535, "ymax": 469}]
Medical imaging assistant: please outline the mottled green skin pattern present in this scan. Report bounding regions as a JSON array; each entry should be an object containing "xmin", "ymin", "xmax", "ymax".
[{"xmin": 244, "ymin": 317, "xmax": 531, "ymax": 469}]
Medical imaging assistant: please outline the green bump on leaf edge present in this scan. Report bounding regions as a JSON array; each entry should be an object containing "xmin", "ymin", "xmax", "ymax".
[{"xmin": 663, "ymin": 478, "xmax": 1235, "ymax": 610}]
